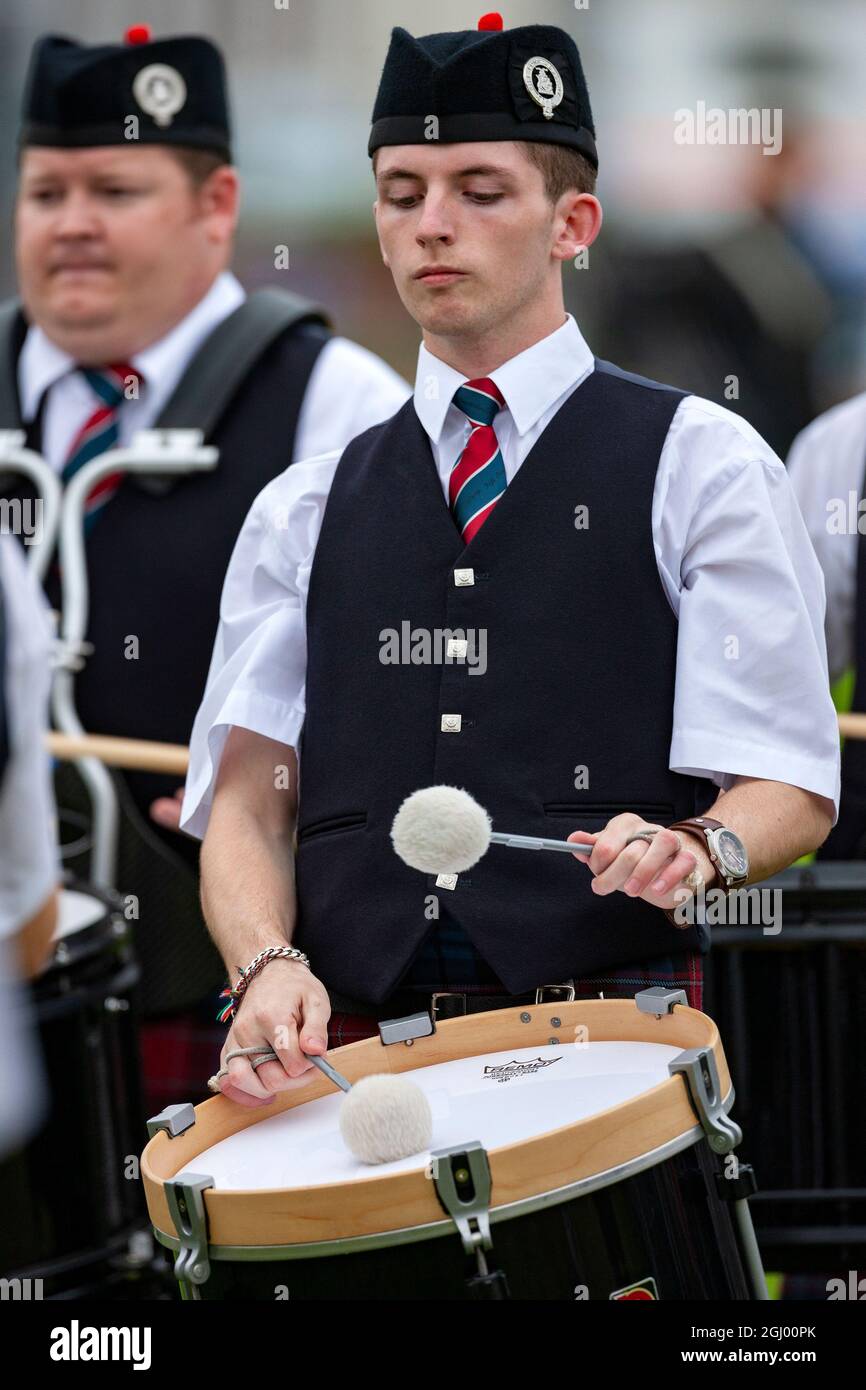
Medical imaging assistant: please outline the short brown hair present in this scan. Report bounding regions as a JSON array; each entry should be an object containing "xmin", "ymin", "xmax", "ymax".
[
  {"xmin": 521, "ymin": 142, "xmax": 597, "ymax": 201},
  {"xmin": 168, "ymin": 146, "xmax": 229, "ymax": 188}
]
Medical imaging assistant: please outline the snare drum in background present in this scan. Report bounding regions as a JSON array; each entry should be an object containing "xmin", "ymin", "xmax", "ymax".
[
  {"xmin": 143, "ymin": 994, "xmax": 768, "ymax": 1301},
  {"xmin": 0, "ymin": 881, "xmax": 149, "ymax": 1294}
]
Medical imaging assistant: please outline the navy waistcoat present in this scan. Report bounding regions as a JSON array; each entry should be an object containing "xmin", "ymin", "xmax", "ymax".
[{"xmin": 295, "ymin": 360, "xmax": 713, "ymax": 1005}]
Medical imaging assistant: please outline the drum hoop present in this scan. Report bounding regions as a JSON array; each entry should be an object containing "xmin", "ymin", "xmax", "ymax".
[
  {"xmin": 149, "ymin": 1107, "xmax": 723, "ymax": 1261},
  {"xmin": 143, "ymin": 999, "xmax": 733, "ymax": 1249},
  {"xmin": 40, "ymin": 880, "xmax": 129, "ymax": 979}
]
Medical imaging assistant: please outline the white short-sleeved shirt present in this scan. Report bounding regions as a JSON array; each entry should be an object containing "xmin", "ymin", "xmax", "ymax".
[
  {"xmin": 18, "ymin": 270, "xmax": 412, "ymax": 476},
  {"xmin": 180, "ymin": 313, "xmax": 841, "ymax": 840},
  {"xmin": 786, "ymin": 391, "xmax": 866, "ymax": 685},
  {"xmin": 0, "ymin": 535, "xmax": 60, "ymax": 939}
]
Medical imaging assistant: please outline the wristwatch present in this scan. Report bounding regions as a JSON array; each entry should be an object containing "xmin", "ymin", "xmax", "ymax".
[{"xmin": 667, "ymin": 817, "xmax": 749, "ymax": 890}]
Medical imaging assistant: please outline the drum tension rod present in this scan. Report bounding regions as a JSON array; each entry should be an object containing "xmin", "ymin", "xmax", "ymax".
[
  {"xmin": 668, "ymin": 1044, "xmax": 770, "ymax": 1300},
  {"xmin": 430, "ymin": 1141, "xmax": 494, "ymax": 1255},
  {"xmin": 668, "ymin": 1047, "xmax": 742, "ymax": 1154},
  {"xmin": 430, "ymin": 1141, "xmax": 509, "ymax": 1297},
  {"xmin": 164, "ymin": 1171, "xmax": 215, "ymax": 1291}
]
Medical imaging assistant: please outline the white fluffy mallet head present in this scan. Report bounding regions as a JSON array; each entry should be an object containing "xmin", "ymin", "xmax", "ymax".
[
  {"xmin": 339, "ymin": 1074, "xmax": 433, "ymax": 1165},
  {"xmin": 391, "ymin": 785, "xmax": 492, "ymax": 875}
]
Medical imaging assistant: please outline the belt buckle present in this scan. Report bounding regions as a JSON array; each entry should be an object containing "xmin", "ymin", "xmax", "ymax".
[
  {"xmin": 534, "ymin": 980, "xmax": 576, "ymax": 1005},
  {"xmin": 431, "ymin": 991, "xmax": 468, "ymax": 1022}
]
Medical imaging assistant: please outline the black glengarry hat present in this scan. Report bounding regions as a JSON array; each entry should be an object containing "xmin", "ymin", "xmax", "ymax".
[
  {"xmin": 369, "ymin": 11, "xmax": 597, "ymax": 168},
  {"xmin": 20, "ymin": 24, "xmax": 232, "ymax": 160}
]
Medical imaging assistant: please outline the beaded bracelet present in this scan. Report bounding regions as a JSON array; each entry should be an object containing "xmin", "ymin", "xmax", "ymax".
[{"xmin": 217, "ymin": 945, "xmax": 311, "ymax": 1023}]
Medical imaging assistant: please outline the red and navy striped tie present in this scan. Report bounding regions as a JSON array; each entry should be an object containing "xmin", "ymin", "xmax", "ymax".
[
  {"xmin": 449, "ymin": 377, "xmax": 508, "ymax": 544},
  {"xmin": 63, "ymin": 363, "xmax": 141, "ymax": 532}
]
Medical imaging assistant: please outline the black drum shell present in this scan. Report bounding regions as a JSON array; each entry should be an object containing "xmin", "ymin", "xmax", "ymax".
[
  {"xmin": 0, "ymin": 880, "xmax": 147, "ymax": 1290},
  {"xmin": 168, "ymin": 1138, "xmax": 750, "ymax": 1301}
]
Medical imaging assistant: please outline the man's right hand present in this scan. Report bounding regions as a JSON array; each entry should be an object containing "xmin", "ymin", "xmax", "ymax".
[
  {"xmin": 149, "ymin": 785, "xmax": 186, "ymax": 832},
  {"xmin": 216, "ymin": 958, "xmax": 332, "ymax": 1108}
]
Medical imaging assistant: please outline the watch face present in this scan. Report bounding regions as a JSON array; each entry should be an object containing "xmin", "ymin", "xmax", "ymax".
[{"xmin": 717, "ymin": 829, "xmax": 748, "ymax": 876}]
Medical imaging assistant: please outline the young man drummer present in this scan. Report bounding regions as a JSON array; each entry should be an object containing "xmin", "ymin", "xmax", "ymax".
[
  {"xmin": 182, "ymin": 14, "xmax": 840, "ymax": 1108},
  {"xmin": 0, "ymin": 26, "xmax": 409, "ymax": 1110}
]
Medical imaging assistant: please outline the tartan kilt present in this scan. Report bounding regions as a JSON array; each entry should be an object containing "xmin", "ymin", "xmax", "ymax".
[{"xmin": 330, "ymin": 948, "xmax": 704, "ymax": 1046}]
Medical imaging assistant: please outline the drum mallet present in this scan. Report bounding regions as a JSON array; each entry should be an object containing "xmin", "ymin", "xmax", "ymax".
[
  {"xmin": 391, "ymin": 784, "xmax": 595, "ymax": 874},
  {"xmin": 210, "ymin": 1048, "xmax": 433, "ymax": 1166}
]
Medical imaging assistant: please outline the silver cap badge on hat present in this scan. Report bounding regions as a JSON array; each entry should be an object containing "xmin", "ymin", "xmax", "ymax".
[
  {"xmin": 522, "ymin": 57, "xmax": 564, "ymax": 120},
  {"xmin": 132, "ymin": 63, "xmax": 188, "ymax": 128}
]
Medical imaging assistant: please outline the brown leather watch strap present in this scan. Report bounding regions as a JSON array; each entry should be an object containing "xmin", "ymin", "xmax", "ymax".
[
  {"xmin": 661, "ymin": 819, "xmax": 721, "ymax": 925},
  {"xmin": 668, "ymin": 816, "xmax": 723, "ymax": 834},
  {"xmin": 668, "ymin": 818, "xmax": 722, "ymax": 879}
]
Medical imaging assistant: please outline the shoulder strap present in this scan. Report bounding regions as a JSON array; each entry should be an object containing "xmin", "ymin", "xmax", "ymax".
[
  {"xmin": 0, "ymin": 299, "xmax": 26, "ymax": 428},
  {"xmin": 155, "ymin": 288, "xmax": 331, "ymax": 437},
  {"xmin": 593, "ymin": 356, "xmax": 690, "ymax": 399}
]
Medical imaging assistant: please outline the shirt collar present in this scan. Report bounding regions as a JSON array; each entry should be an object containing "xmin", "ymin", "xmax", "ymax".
[
  {"xmin": 17, "ymin": 270, "xmax": 246, "ymax": 421},
  {"xmin": 413, "ymin": 312, "xmax": 595, "ymax": 443}
]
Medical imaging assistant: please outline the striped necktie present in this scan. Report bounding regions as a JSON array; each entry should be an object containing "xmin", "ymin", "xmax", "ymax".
[
  {"xmin": 63, "ymin": 362, "xmax": 141, "ymax": 530},
  {"xmin": 449, "ymin": 377, "xmax": 508, "ymax": 544}
]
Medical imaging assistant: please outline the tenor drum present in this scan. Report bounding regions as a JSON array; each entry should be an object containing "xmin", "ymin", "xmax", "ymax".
[
  {"xmin": 143, "ymin": 994, "xmax": 766, "ymax": 1301},
  {"xmin": 704, "ymin": 862, "xmax": 866, "ymax": 1271},
  {"xmin": 0, "ymin": 881, "xmax": 149, "ymax": 1294}
]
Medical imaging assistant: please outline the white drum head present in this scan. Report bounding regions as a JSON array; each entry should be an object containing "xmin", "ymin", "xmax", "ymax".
[
  {"xmin": 196, "ymin": 1040, "xmax": 684, "ymax": 1190},
  {"xmin": 55, "ymin": 888, "xmax": 107, "ymax": 941}
]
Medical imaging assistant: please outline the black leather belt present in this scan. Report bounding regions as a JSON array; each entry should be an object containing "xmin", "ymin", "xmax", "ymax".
[{"xmin": 328, "ymin": 981, "xmax": 577, "ymax": 1024}]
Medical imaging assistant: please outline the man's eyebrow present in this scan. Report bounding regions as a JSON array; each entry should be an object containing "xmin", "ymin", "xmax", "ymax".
[
  {"xmin": 453, "ymin": 164, "xmax": 516, "ymax": 179},
  {"xmin": 378, "ymin": 168, "xmax": 423, "ymax": 184},
  {"xmin": 378, "ymin": 163, "xmax": 517, "ymax": 183}
]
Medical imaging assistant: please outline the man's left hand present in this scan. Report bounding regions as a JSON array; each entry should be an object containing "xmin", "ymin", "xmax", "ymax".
[{"xmin": 568, "ymin": 812, "xmax": 711, "ymax": 911}]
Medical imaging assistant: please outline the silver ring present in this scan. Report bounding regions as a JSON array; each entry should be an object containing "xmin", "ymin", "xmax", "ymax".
[{"xmin": 207, "ymin": 1046, "xmax": 280, "ymax": 1092}]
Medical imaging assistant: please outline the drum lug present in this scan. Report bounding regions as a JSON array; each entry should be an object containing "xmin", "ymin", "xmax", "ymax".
[
  {"xmin": 164, "ymin": 1171, "xmax": 214, "ymax": 1288},
  {"xmin": 378, "ymin": 1011, "xmax": 436, "ymax": 1044},
  {"xmin": 669, "ymin": 1046, "xmax": 743, "ymax": 1153},
  {"xmin": 635, "ymin": 986, "xmax": 688, "ymax": 1016},
  {"xmin": 430, "ymin": 1140, "xmax": 494, "ymax": 1253},
  {"xmin": 431, "ymin": 1142, "xmax": 511, "ymax": 1298},
  {"xmin": 146, "ymin": 1102, "xmax": 196, "ymax": 1139}
]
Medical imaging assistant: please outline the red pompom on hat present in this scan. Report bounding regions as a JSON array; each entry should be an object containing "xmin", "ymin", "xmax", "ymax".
[
  {"xmin": 124, "ymin": 24, "xmax": 152, "ymax": 45},
  {"xmin": 477, "ymin": 12, "xmax": 503, "ymax": 30}
]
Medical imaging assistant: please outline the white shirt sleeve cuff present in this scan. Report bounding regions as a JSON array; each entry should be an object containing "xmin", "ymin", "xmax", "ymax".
[{"xmin": 670, "ymin": 729, "xmax": 841, "ymax": 826}]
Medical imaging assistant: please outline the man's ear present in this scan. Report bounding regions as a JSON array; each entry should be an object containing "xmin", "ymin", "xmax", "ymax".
[{"xmin": 553, "ymin": 191, "xmax": 602, "ymax": 263}]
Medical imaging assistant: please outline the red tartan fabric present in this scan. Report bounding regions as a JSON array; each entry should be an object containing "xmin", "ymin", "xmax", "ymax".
[
  {"xmin": 328, "ymin": 951, "xmax": 704, "ymax": 1048},
  {"xmin": 139, "ymin": 1014, "xmax": 225, "ymax": 1116},
  {"xmin": 138, "ymin": 951, "xmax": 703, "ymax": 1112},
  {"xmin": 570, "ymin": 949, "xmax": 703, "ymax": 1011}
]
